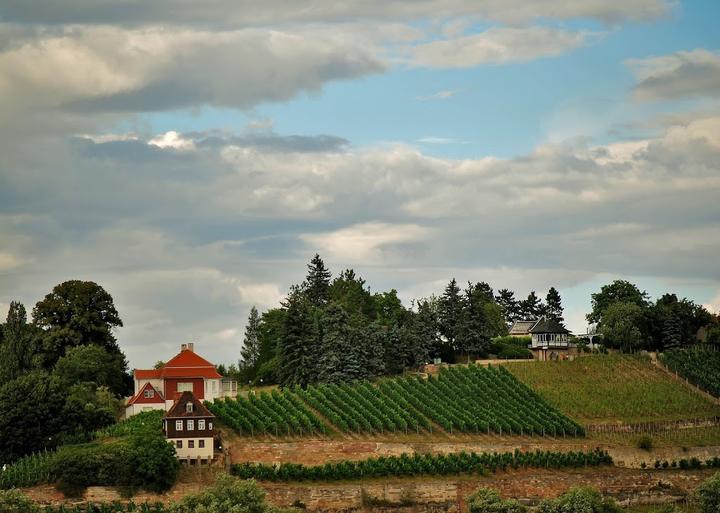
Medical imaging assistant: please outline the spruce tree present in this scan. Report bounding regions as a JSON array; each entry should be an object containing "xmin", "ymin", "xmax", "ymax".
[
  {"xmin": 277, "ymin": 290, "xmax": 316, "ymax": 388},
  {"xmin": 519, "ymin": 291, "xmax": 542, "ymax": 320},
  {"xmin": 303, "ymin": 254, "xmax": 332, "ymax": 307},
  {"xmin": 662, "ymin": 312, "xmax": 683, "ymax": 349},
  {"xmin": 240, "ymin": 306, "xmax": 261, "ymax": 373},
  {"xmin": 495, "ymin": 289, "xmax": 519, "ymax": 324},
  {"xmin": 0, "ymin": 301, "xmax": 35, "ymax": 383},
  {"xmin": 544, "ymin": 287, "xmax": 564, "ymax": 324},
  {"xmin": 438, "ymin": 279, "xmax": 463, "ymax": 349}
]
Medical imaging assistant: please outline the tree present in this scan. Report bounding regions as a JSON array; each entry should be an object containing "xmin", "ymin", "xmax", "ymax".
[
  {"xmin": 32, "ymin": 280, "xmax": 124, "ymax": 368},
  {"xmin": 54, "ymin": 344, "xmax": 128, "ymax": 396},
  {"xmin": 458, "ymin": 282, "xmax": 494, "ymax": 360},
  {"xmin": 277, "ymin": 289, "xmax": 317, "ymax": 388},
  {"xmin": 303, "ymin": 254, "xmax": 332, "ymax": 307},
  {"xmin": 374, "ymin": 289, "xmax": 408, "ymax": 328},
  {"xmin": 587, "ymin": 280, "xmax": 649, "ymax": 324},
  {"xmin": 519, "ymin": 291, "xmax": 542, "ymax": 320},
  {"xmin": 317, "ymin": 303, "xmax": 356, "ymax": 383},
  {"xmin": 438, "ymin": 279, "xmax": 463, "ymax": 350},
  {"xmin": 0, "ymin": 371, "xmax": 66, "ymax": 463},
  {"xmin": 544, "ymin": 287, "xmax": 564, "ymax": 324},
  {"xmin": 240, "ymin": 306, "xmax": 261, "ymax": 372},
  {"xmin": 168, "ymin": 474, "xmax": 281, "ymax": 513},
  {"xmin": 495, "ymin": 289, "xmax": 520, "ymax": 325},
  {"xmin": 649, "ymin": 294, "xmax": 713, "ymax": 350},
  {"xmin": 0, "ymin": 301, "xmax": 40, "ymax": 384},
  {"xmin": 468, "ymin": 488, "xmax": 527, "ymax": 513},
  {"xmin": 599, "ymin": 302, "xmax": 645, "ymax": 352},
  {"xmin": 329, "ymin": 269, "xmax": 377, "ymax": 322}
]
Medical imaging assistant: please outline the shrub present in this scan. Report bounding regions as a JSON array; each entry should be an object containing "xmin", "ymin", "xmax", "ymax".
[
  {"xmin": 537, "ymin": 487, "xmax": 623, "ymax": 513},
  {"xmin": 468, "ymin": 488, "xmax": 527, "ymax": 513},
  {"xmin": 697, "ymin": 472, "xmax": 720, "ymax": 513},
  {"xmin": 167, "ymin": 474, "xmax": 281, "ymax": 513},
  {"xmin": 637, "ymin": 435, "xmax": 653, "ymax": 451},
  {"xmin": 0, "ymin": 489, "xmax": 40, "ymax": 513}
]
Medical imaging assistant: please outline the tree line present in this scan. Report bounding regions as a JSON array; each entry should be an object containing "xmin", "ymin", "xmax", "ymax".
[
  {"xmin": 236, "ymin": 254, "xmax": 566, "ymax": 387},
  {"xmin": 0, "ymin": 281, "xmax": 131, "ymax": 463}
]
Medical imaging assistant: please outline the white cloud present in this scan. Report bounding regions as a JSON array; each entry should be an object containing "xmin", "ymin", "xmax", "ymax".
[
  {"xmin": 149, "ymin": 131, "xmax": 195, "ymax": 150},
  {"xmin": 628, "ymin": 49, "xmax": 720, "ymax": 101},
  {"xmin": 416, "ymin": 90, "xmax": 458, "ymax": 101},
  {"xmin": 411, "ymin": 27, "xmax": 590, "ymax": 68}
]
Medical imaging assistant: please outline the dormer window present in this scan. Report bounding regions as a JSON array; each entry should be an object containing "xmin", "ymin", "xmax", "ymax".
[{"xmin": 186, "ymin": 402, "xmax": 194, "ymax": 413}]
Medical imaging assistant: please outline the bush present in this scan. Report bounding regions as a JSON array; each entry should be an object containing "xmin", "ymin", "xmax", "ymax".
[
  {"xmin": 49, "ymin": 434, "xmax": 178, "ymax": 497},
  {"xmin": 0, "ymin": 489, "xmax": 40, "ymax": 513},
  {"xmin": 637, "ymin": 435, "xmax": 653, "ymax": 451},
  {"xmin": 537, "ymin": 487, "xmax": 623, "ymax": 513},
  {"xmin": 468, "ymin": 488, "xmax": 527, "ymax": 513},
  {"xmin": 167, "ymin": 474, "xmax": 281, "ymax": 513},
  {"xmin": 697, "ymin": 472, "xmax": 720, "ymax": 513}
]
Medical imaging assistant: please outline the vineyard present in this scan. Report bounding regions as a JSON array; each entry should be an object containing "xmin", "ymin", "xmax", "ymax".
[
  {"xmin": 93, "ymin": 410, "xmax": 164, "ymax": 439},
  {"xmin": 206, "ymin": 389, "xmax": 327, "ymax": 436},
  {"xmin": 0, "ymin": 450, "xmax": 54, "ymax": 490},
  {"xmin": 232, "ymin": 448, "xmax": 612, "ymax": 482},
  {"xmin": 507, "ymin": 354, "xmax": 720, "ymax": 424},
  {"xmin": 207, "ymin": 363, "xmax": 582, "ymax": 438},
  {"xmin": 661, "ymin": 348, "xmax": 720, "ymax": 397}
]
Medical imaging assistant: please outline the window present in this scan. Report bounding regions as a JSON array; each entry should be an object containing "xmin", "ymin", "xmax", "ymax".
[
  {"xmin": 177, "ymin": 382, "xmax": 193, "ymax": 393},
  {"xmin": 176, "ymin": 420, "xmax": 183, "ymax": 431},
  {"xmin": 199, "ymin": 440, "xmax": 205, "ymax": 448},
  {"xmin": 188, "ymin": 440, "xmax": 195, "ymax": 448},
  {"xmin": 186, "ymin": 402, "xmax": 194, "ymax": 413},
  {"xmin": 143, "ymin": 389, "xmax": 154, "ymax": 398},
  {"xmin": 212, "ymin": 380, "xmax": 217, "ymax": 392},
  {"xmin": 198, "ymin": 419, "xmax": 206, "ymax": 430},
  {"xmin": 209, "ymin": 422, "xmax": 213, "ymax": 430},
  {"xmin": 176, "ymin": 440, "xmax": 183, "ymax": 449},
  {"xmin": 187, "ymin": 419, "xmax": 195, "ymax": 431}
]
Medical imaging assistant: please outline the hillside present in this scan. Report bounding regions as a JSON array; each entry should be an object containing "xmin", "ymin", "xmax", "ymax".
[
  {"xmin": 661, "ymin": 348, "xmax": 720, "ymax": 397},
  {"xmin": 506, "ymin": 354, "xmax": 720, "ymax": 425}
]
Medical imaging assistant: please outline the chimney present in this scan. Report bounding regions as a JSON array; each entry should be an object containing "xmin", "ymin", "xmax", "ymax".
[
  {"xmin": 181, "ymin": 343, "xmax": 187, "ymax": 351},
  {"xmin": 188, "ymin": 342, "xmax": 194, "ymax": 352}
]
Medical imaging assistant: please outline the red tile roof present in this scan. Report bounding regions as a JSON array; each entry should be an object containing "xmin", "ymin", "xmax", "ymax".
[
  {"xmin": 134, "ymin": 348, "xmax": 222, "ymax": 381},
  {"xmin": 135, "ymin": 369, "xmax": 162, "ymax": 379},
  {"xmin": 127, "ymin": 382, "xmax": 165, "ymax": 405}
]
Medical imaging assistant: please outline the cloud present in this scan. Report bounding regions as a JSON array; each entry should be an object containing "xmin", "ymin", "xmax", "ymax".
[
  {"xmin": 0, "ymin": 26, "xmax": 384, "ymax": 114},
  {"xmin": 417, "ymin": 137, "xmax": 467, "ymax": 144},
  {"xmin": 0, "ymin": 0, "xmax": 673, "ymax": 27},
  {"xmin": 628, "ymin": 49, "xmax": 720, "ymax": 101},
  {"xmin": 416, "ymin": 90, "xmax": 458, "ymax": 101},
  {"xmin": 410, "ymin": 27, "xmax": 590, "ymax": 68}
]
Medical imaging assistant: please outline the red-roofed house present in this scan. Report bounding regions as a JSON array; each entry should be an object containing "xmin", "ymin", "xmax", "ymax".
[{"xmin": 126, "ymin": 343, "xmax": 237, "ymax": 418}]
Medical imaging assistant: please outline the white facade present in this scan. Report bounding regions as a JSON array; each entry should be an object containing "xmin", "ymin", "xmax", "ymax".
[
  {"xmin": 530, "ymin": 333, "xmax": 570, "ymax": 348},
  {"xmin": 126, "ymin": 402, "xmax": 166, "ymax": 417},
  {"xmin": 167, "ymin": 438, "xmax": 213, "ymax": 460}
]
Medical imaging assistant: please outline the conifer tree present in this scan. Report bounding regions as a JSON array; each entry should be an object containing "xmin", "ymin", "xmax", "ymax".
[
  {"xmin": 240, "ymin": 306, "xmax": 261, "ymax": 372},
  {"xmin": 544, "ymin": 287, "xmax": 564, "ymax": 324},
  {"xmin": 318, "ymin": 303, "xmax": 354, "ymax": 383},
  {"xmin": 277, "ymin": 289, "xmax": 316, "ymax": 388},
  {"xmin": 495, "ymin": 289, "xmax": 520, "ymax": 325},
  {"xmin": 0, "ymin": 301, "xmax": 36, "ymax": 383},
  {"xmin": 438, "ymin": 279, "xmax": 463, "ymax": 349},
  {"xmin": 519, "ymin": 291, "xmax": 543, "ymax": 320},
  {"xmin": 303, "ymin": 254, "xmax": 332, "ymax": 307}
]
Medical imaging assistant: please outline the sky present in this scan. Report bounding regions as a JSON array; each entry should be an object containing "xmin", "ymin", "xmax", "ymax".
[{"xmin": 1, "ymin": 0, "xmax": 719, "ymax": 369}]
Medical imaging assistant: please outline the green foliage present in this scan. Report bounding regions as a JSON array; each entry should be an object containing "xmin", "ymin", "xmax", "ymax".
[
  {"xmin": 661, "ymin": 347, "xmax": 720, "ymax": 397},
  {"xmin": 0, "ymin": 301, "xmax": 41, "ymax": 384},
  {"xmin": 537, "ymin": 487, "xmax": 623, "ymax": 513},
  {"xmin": 54, "ymin": 344, "xmax": 128, "ymax": 396},
  {"xmin": 0, "ymin": 489, "xmax": 40, "ymax": 513},
  {"xmin": 302, "ymin": 254, "xmax": 332, "ymax": 308},
  {"xmin": 587, "ymin": 280, "xmax": 650, "ymax": 325},
  {"xmin": 32, "ymin": 280, "xmax": 125, "ymax": 371},
  {"xmin": 600, "ymin": 302, "xmax": 645, "ymax": 352},
  {"xmin": 207, "ymin": 389, "xmax": 325, "ymax": 436},
  {"xmin": 490, "ymin": 337, "xmax": 533, "ymax": 359},
  {"xmin": 240, "ymin": 306, "xmax": 262, "ymax": 378},
  {"xmin": 507, "ymin": 354, "xmax": 720, "ymax": 424},
  {"xmin": 637, "ymin": 435, "xmax": 653, "ymax": 451},
  {"xmin": 167, "ymin": 474, "xmax": 281, "ymax": 513},
  {"xmin": 545, "ymin": 287, "xmax": 564, "ymax": 325},
  {"xmin": 0, "ymin": 450, "xmax": 54, "ymax": 489},
  {"xmin": 697, "ymin": 472, "xmax": 720, "ymax": 513},
  {"xmin": 519, "ymin": 291, "xmax": 543, "ymax": 320},
  {"xmin": 232, "ymin": 448, "xmax": 612, "ymax": 482},
  {"xmin": 93, "ymin": 409, "xmax": 164, "ymax": 439},
  {"xmin": 467, "ymin": 488, "xmax": 527, "ymax": 513}
]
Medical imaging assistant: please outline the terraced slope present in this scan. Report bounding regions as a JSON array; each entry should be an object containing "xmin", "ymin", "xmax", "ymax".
[
  {"xmin": 661, "ymin": 348, "xmax": 720, "ymax": 397},
  {"xmin": 506, "ymin": 354, "xmax": 720, "ymax": 425}
]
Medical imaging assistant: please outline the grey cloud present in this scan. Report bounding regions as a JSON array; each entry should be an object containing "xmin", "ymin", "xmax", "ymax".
[
  {"xmin": 628, "ymin": 49, "xmax": 720, "ymax": 101},
  {"xmin": 193, "ymin": 132, "xmax": 349, "ymax": 153},
  {"xmin": 0, "ymin": 0, "xmax": 671, "ymax": 26}
]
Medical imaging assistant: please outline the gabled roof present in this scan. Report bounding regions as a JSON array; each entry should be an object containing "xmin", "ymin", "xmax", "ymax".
[
  {"xmin": 134, "ymin": 347, "xmax": 223, "ymax": 380},
  {"xmin": 509, "ymin": 319, "xmax": 537, "ymax": 335},
  {"xmin": 528, "ymin": 316, "xmax": 570, "ymax": 334},
  {"xmin": 165, "ymin": 391, "xmax": 215, "ymax": 419},
  {"xmin": 127, "ymin": 382, "xmax": 165, "ymax": 405}
]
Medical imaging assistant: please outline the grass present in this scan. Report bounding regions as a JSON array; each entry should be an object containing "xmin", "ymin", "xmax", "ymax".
[
  {"xmin": 589, "ymin": 426, "xmax": 720, "ymax": 448},
  {"xmin": 506, "ymin": 354, "xmax": 720, "ymax": 425}
]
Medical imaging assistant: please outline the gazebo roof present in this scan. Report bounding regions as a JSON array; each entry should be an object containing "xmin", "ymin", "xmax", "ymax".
[{"xmin": 528, "ymin": 317, "xmax": 570, "ymax": 334}]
